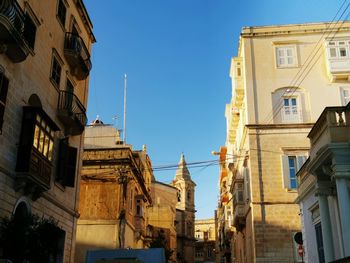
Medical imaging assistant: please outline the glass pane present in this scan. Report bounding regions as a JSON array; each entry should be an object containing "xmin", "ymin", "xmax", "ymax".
[
  {"xmin": 278, "ymin": 49, "xmax": 284, "ymax": 56},
  {"xmin": 287, "ymin": 49, "xmax": 293, "ymax": 56},
  {"xmin": 339, "ymin": 41, "xmax": 345, "ymax": 45},
  {"xmin": 279, "ymin": 58, "xmax": 285, "ymax": 65},
  {"xmin": 33, "ymin": 125, "xmax": 40, "ymax": 149},
  {"xmin": 284, "ymin": 99, "xmax": 289, "ymax": 106},
  {"xmin": 344, "ymin": 90, "xmax": 349, "ymax": 97},
  {"xmin": 329, "ymin": 41, "xmax": 335, "ymax": 46},
  {"xmin": 39, "ymin": 127, "xmax": 45, "ymax": 153},
  {"xmin": 329, "ymin": 48, "xmax": 337, "ymax": 58},
  {"xmin": 340, "ymin": 47, "xmax": 347, "ymax": 57},
  {"xmin": 287, "ymin": 57, "xmax": 293, "ymax": 64},
  {"xmin": 48, "ymin": 139, "xmax": 54, "ymax": 161},
  {"xmin": 36, "ymin": 114, "xmax": 41, "ymax": 123},
  {"xmin": 291, "ymin": 98, "xmax": 297, "ymax": 105},
  {"xmin": 290, "ymin": 178, "xmax": 297, "ymax": 189},
  {"xmin": 43, "ymin": 134, "xmax": 49, "ymax": 158}
]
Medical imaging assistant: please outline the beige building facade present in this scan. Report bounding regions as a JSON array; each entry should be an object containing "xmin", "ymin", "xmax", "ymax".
[
  {"xmin": 0, "ymin": 0, "xmax": 94, "ymax": 261},
  {"xmin": 195, "ymin": 218, "xmax": 216, "ymax": 263},
  {"xmin": 75, "ymin": 120, "xmax": 153, "ymax": 262},
  {"xmin": 223, "ymin": 21, "xmax": 350, "ymax": 263}
]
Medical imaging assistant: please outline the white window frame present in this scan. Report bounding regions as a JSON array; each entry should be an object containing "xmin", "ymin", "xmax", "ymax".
[
  {"xmin": 281, "ymin": 154, "xmax": 307, "ymax": 190},
  {"xmin": 276, "ymin": 45, "xmax": 298, "ymax": 68},
  {"xmin": 326, "ymin": 40, "xmax": 350, "ymax": 59},
  {"xmin": 340, "ymin": 87, "xmax": 350, "ymax": 106},
  {"xmin": 281, "ymin": 96, "xmax": 303, "ymax": 123}
]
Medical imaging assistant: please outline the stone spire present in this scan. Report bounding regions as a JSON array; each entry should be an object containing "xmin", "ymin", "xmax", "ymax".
[{"xmin": 175, "ymin": 153, "xmax": 191, "ymax": 181}]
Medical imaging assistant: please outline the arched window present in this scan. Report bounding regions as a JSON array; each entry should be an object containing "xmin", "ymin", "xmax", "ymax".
[{"xmin": 271, "ymin": 87, "xmax": 309, "ymax": 124}]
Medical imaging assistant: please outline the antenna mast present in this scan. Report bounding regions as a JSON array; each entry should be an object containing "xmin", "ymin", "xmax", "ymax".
[{"xmin": 123, "ymin": 74, "xmax": 127, "ymax": 144}]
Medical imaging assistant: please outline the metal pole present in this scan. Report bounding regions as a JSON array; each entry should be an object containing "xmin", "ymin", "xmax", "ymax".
[{"xmin": 123, "ymin": 74, "xmax": 127, "ymax": 144}]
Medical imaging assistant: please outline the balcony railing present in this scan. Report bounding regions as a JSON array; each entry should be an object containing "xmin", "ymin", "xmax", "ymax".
[
  {"xmin": 16, "ymin": 148, "xmax": 52, "ymax": 199},
  {"xmin": 57, "ymin": 90, "xmax": 87, "ymax": 135},
  {"xmin": 0, "ymin": 0, "xmax": 30, "ymax": 62},
  {"xmin": 64, "ymin": 32, "xmax": 92, "ymax": 80},
  {"xmin": 308, "ymin": 105, "xmax": 350, "ymax": 150}
]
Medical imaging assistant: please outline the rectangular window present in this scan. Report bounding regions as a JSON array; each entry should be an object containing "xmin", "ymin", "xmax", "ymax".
[
  {"xmin": 282, "ymin": 97, "xmax": 302, "ymax": 123},
  {"xmin": 23, "ymin": 13, "xmax": 37, "ymax": 50},
  {"xmin": 57, "ymin": 0, "xmax": 67, "ymax": 28},
  {"xmin": 340, "ymin": 87, "xmax": 350, "ymax": 106},
  {"xmin": 327, "ymin": 40, "xmax": 350, "ymax": 59},
  {"xmin": 281, "ymin": 155, "xmax": 307, "ymax": 189},
  {"xmin": 276, "ymin": 46, "xmax": 297, "ymax": 67},
  {"xmin": 56, "ymin": 138, "xmax": 78, "ymax": 187},
  {"xmin": 50, "ymin": 55, "xmax": 62, "ymax": 88},
  {"xmin": 32, "ymin": 114, "xmax": 55, "ymax": 161},
  {"xmin": 0, "ymin": 72, "xmax": 9, "ymax": 134}
]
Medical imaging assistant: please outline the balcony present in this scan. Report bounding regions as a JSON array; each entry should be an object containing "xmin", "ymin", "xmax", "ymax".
[
  {"xmin": 308, "ymin": 105, "xmax": 350, "ymax": 158},
  {"xmin": 327, "ymin": 57, "xmax": 350, "ymax": 82},
  {"xmin": 64, "ymin": 32, "xmax": 92, "ymax": 80},
  {"xmin": 16, "ymin": 148, "xmax": 52, "ymax": 198},
  {"xmin": 233, "ymin": 204, "xmax": 245, "ymax": 231},
  {"xmin": 0, "ymin": 0, "xmax": 30, "ymax": 62},
  {"xmin": 57, "ymin": 90, "xmax": 87, "ymax": 135}
]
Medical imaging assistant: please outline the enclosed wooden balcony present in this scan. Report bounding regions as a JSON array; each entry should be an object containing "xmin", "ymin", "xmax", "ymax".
[
  {"xmin": 233, "ymin": 204, "xmax": 245, "ymax": 231},
  {"xmin": 64, "ymin": 32, "xmax": 92, "ymax": 80},
  {"xmin": 308, "ymin": 105, "xmax": 350, "ymax": 158},
  {"xmin": 0, "ymin": 0, "xmax": 30, "ymax": 62},
  {"xmin": 57, "ymin": 90, "xmax": 87, "ymax": 135}
]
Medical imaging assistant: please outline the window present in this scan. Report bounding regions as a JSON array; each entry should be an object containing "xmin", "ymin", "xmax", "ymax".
[
  {"xmin": 50, "ymin": 55, "xmax": 62, "ymax": 88},
  {"xmin": 135, "ymin": 196, "xmax": 144, "ymax": 217},
  {"xmin": 315, "ymin": 223, "xmax": 325, "ymax": 263},
  {"xmin": 340, "ymin": 87, "xmax": 350, "ymax": 106},
  {"xmin": 187, "ymin": 190, "xmax": 191, "ymax": 201},
  {"xmin": 32, "ymin": 114, "xmax": 55, "ymax": 161},
  {"xmin": 276, "ymin": 46, "xmax": 297, "ymax": 67},
  {"xmin": 129, "ymin": 189, "xmax": 134, "ymax": 212},
  {"xmin": 327, "ymin": 40, "xmax": 350, "ymax": 59},
  {"xmin": 57, "ymin": 0, "xmax": 67, "ymax": 28},
  {"xmin": 282, "ymin": 97, "xmax": 302, "ymax": 123},
  {"xmin": 0, "ymin": 72, "xmax": 9, "ymax": 134},
  {"xmin": 16, "ymin": 107, "xmax": 60, "ymax": 187},
  {"xmin": 281, "ymin": 154, "xmax": 307, "ymax": 189},
  {"xmin": 23, "ymin": 13, "xmax": 37, "ymax": 50}
]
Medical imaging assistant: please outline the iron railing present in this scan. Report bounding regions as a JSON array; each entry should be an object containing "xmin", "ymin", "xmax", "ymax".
[
  {"xmin": 58, "ymin": 90, "xmax": 87, "ymax": 127},
  {"xmin": 0, "ymin": 0, "xmax": 25, "ymax": 37},
  {"xmin": 64, "ymin": 32, "xmax": 92, "ymax": 72}
]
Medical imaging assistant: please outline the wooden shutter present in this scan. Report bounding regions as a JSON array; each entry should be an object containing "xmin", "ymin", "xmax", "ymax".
[
  {"xmin": 296, "ymin": 155, "xmax": 307, "ymax": 172},
  {"xmin": 64, "ymin": 144, "xmax": 77, "ymax": 187},
  {"xmin": 58, "ymin": 139, "xmax": 77, "ymax": 187},
  {"xmin": 0, "ymin": 73, "xmax": 9, "ymax": 133},
  {"xmin": 281, "ymin": 155, "xmax": 290, "ymax": 189}
]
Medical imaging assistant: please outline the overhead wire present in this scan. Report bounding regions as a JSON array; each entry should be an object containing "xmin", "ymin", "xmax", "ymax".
[{"xmin": 262, "ymin": 0, "xmax": 350, "ymax": 124}]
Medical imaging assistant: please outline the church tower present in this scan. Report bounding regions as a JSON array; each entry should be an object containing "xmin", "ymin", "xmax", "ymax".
[{"xmin": 172, "ymin": 153, "xmax": 196, "ymax": 263}]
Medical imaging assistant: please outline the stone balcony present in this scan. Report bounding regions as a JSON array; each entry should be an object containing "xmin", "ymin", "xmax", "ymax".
[{"xmin": 308, "ymin": 104, "xmax": 350, "ymax": 159}]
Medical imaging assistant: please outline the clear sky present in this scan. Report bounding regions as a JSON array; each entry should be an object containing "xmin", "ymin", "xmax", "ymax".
[{"xmin": 83, "ymin": 0, "xmax": 343, "ymax": 219}]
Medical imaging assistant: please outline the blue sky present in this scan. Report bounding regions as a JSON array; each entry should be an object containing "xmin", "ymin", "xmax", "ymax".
[{"xmin": 84, "ymin": 0, "xmax": 343, "ymax": 219}]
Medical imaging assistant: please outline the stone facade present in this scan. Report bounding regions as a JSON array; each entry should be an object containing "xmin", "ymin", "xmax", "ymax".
[
  {"xmin": 222, "ymin": 21, "xmax": 350, "ymax": 263},
  {"xmin": 0, "ymin": 0, "xmax": 94, "ymax": 262},
  {"xmin": 172, "ymin": 154, "xmax": 196, "ymax": 263},
  {"xmin": 195, "ymin": 218, "xmax": 216, "ymax": 263},
  {"xmin": 75, "ymin": 122, "xmax": 153, "ymax": 263}
]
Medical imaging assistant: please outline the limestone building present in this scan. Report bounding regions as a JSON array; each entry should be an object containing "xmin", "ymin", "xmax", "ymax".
[
  {"xmin": 222, "ymin": 21, "xmax": 350, "ymax": 263},
  {"xmin": 0, "ymin": 0, "xmax": 94, "ymax": 261},
  {"xmin": 194, "ymin": 218, "xmax": 216, "ymax": 263},
  {"xmin": 297, "ymin": 103, "xmax": 350, "ymax": 263},
  {"xmin": 172, "ymin": 154, "xmax": 196, "ymax": 263},
  {"xmin": 75, "ymin": 119, "xmax": 153, "ymax": 262}
]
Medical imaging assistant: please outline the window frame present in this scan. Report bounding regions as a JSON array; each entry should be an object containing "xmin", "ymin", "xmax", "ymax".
[
  {"xmin": 340, "ymin": 86, "xmax": 350, "ymax": 106},
  {"xmin": 56, "ymin": 0, "xmax": 67, "ymax": 30},
  {"xmin": 281, "ymin": 153, "xmax": 308, "ymax": 190},
  {"xmin": 275, "ymin": 45, "xmax": 298, "ymax": 68},
  {"xmin": 50, "ymin": 51, "xmax": 63, "ymax": 89},
  {"xmin": 326, "ymin": 40, "xmax": 350, "ymax": 59},
  {"xmin": 281, "ymin": 96, "xmax": 303, "ymax": 123}
]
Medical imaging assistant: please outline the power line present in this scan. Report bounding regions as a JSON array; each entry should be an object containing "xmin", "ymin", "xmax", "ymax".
[{"xmin": 262, "ymin": 0, "xmax": 350, "ymax": 124}]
